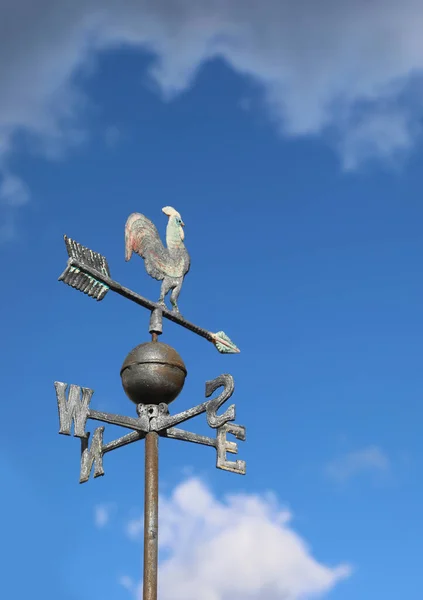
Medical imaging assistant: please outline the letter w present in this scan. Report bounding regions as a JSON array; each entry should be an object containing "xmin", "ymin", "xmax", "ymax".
[{"xmin": 54, "ymin": 382, "xmax": 93, "ymax": 438}]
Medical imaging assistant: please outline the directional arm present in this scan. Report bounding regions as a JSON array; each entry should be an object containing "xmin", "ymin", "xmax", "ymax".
[
  {"xmin": 55, "ymin": 374, "xmax": 246, "ymax": 482},
  {"xmin": 88, "ymin": 408, "xmax": 148, "ymax": 432},
  {"xmin": 149, "ymin": 374, "xmax": 236, "ymax": 431},
  {"xmin": 163, "ymin": 424, "xmax": 246, "ymax": 475}
]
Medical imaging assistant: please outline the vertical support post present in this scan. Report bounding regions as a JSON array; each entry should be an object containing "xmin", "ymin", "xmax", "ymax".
[
  {"xmin": 143, "ymin": 431, "xmax": 159, "ymax": 600},
  {"xmin": 143, "ymin": 308, "xmax": 161, "ymax": 597},
  {"xmin": 149, "ymin": 308, "xmax": 163, "ymax": 342}
]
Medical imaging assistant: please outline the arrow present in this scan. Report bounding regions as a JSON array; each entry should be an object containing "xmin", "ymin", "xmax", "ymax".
[{"xmin": 58, "ymin": 235, "xmax": 240, "ymax": 354}]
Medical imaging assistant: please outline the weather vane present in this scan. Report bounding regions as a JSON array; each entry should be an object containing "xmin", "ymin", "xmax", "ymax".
[{"xmin": 54, "ymin": 207, "xmax": 245, "ymax": 600}]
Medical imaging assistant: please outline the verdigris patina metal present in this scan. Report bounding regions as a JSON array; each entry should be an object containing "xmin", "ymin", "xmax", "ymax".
[
  {"xmin": 58, "ymin": 229, "xmax": 239, "ymax": 354},
  {"xmin": 55, "ymin": 208, "xmax": 245, "ymax": 600}
]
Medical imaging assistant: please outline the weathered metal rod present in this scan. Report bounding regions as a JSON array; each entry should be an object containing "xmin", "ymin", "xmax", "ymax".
[
  {"xmin": 143, "ymin": 430, "xmax": 159, "ymax": 600},
  {"xmin": 59, "ymin": 240, "xmax": 240, "ymax": 352},
  {"xmin": 67, "ymin": 258, "xmax": 215, "ymax": 342}
]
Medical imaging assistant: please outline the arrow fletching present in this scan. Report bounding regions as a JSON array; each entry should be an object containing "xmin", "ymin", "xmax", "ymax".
[{"xmin": 58, "ymin": 236, "xmax": 110, "ymax": 301}]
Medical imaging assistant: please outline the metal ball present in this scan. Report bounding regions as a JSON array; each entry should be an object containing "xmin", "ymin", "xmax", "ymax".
[{"xmin": 120, "ymin": 341, "xmax": 187, "ymax": 405}]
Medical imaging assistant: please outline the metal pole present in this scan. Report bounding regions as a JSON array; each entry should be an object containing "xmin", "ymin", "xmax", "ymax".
[
  {"xmin": 143, "ymin": 313, "xmax": 161, "ymax": 600},
  {"xmin": 143, "ymin": 430, "xmax": 159, "ymax": 600}
]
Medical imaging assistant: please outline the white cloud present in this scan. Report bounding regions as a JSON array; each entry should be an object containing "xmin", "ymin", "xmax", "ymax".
[
  {"xmin": 3, "ymin": 0, "xmax": 423, "ymax": 235},
  {"xmin": 126, "ymin": 514, "xmax": 143, "ymax": 540},
  {"xmin": 0, "ymin": 171, "xmax": 30, "ymax": 242},
  {"xmin": 119, "ymin": 575, "xmax": 136, "ymax": 593},
  {"xmin": 325, "ymin": 446, "xmax": 390, "ymax": 483},
  {"xmin": 123, "ymin": 477, "xmax": 351, "ymax": 600},
  {"xmin": 94, "ymin": 503, "xmax": 114, "ymax": 528},
  {"xmin": 0, "ymin": 173, "xmax": 30, "ymax": 208},
  {"xmin": 1, "ymin": 1, "xmax": 423, "ymax": 168}
]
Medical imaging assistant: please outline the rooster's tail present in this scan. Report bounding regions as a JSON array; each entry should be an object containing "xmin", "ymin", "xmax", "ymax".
[{"xmin": 125, "ymin": 213, "xmax": 142, "ymax": 261}]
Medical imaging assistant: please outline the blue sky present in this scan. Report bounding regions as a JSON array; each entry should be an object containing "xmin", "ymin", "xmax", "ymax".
[{"xmin": 1, "ymin": 3, "xmax": 423, "ymax": 599}]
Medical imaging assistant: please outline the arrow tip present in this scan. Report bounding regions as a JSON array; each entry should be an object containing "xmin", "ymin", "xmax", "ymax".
[{"xmin": 211, "ymin": 331, "xmax": 240, "ymax": 354}]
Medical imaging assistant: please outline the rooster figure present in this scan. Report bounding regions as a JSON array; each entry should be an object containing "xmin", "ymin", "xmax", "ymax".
[{"xmin": 125, "ymin": 206, "xmax": 190, "ymax": 314}]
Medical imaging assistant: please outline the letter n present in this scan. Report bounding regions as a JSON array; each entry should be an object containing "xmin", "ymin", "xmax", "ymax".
[
  {"xmin": 54, "ymin": 382, "xmax": 93, "ymax": 438},
  {"xmin": 80, "ymin": 427, "xmax": 105, "ymax": 484}
]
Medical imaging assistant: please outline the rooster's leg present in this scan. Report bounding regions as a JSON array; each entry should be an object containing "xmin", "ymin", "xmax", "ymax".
[
  {"xmin": 158, "ymin": 277, "xmax": 173, "ymax": 310},
  {"xmin": 170, "ymin": 278, "xmax": 183, "ymax": 314}
]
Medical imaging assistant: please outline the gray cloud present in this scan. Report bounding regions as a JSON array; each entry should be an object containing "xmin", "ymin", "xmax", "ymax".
[{"xmin": 1, "ymin": 0, "xmax": 423, "ymax": 230}]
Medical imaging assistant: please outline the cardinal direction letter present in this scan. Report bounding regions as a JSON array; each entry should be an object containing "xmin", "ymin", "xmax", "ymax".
[
  {"xmin": 216, "ymin": 422, "xmax": 246, "ymax": 475},
  {"xmin": 55, "ymin": 382, "xmax": 93, "ymax": 438},
  {"xmin": 205, "ymin": 374, "xmax": 236, "ymax": 428},
  {"xmin": 80, "ymin": 427, "xmax": 105, "ymax": 483},
  {"xmin": 151, "ymin": 374, "xmax": 236, "ymax": 432}
]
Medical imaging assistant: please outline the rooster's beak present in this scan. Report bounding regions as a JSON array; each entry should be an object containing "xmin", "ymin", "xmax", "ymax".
[{"xmin": 181, "ymin": 221, "xmax": 185, "ymax": 227}]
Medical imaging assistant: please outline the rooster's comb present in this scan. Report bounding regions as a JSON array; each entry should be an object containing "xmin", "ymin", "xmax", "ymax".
[{"xmin": 162, "ymin": 206, "xmax": 181, "ymax": 218}]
